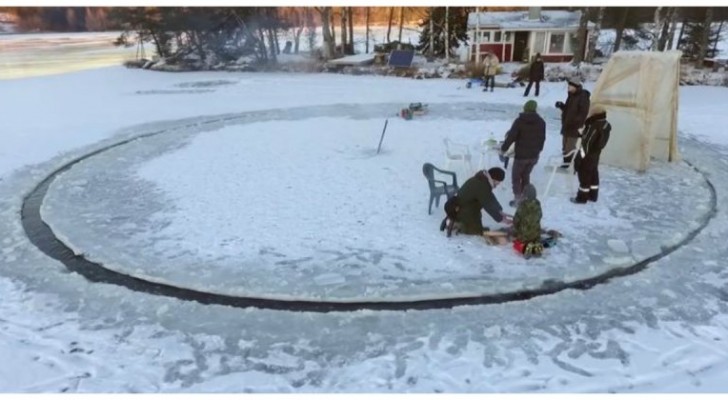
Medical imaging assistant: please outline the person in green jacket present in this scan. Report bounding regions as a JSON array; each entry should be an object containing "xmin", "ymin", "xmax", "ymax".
[
  {"xmin": 455, "ymin": 167, "xmax": 512, "ymax": 235},
  {"xmin": 512, "ymin": 183, "xmax": 544, "ymax": 257}
]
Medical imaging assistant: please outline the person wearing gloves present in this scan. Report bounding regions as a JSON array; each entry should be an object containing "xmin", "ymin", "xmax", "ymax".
[
  {"xmin": 455, "ymin": 167, "xmax": 512, "ymax": 235},
  {"xmin": 555, "ymin": 78, "xmax": 591, "ymax": 168},
  {"xmin": 572, "ymin": 105, "xmax": 612, "ymax": 203}
]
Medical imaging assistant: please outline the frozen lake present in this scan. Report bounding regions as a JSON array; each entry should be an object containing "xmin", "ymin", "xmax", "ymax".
[{"xmin": 0, "ymin": 31, "xmax": 137, "ymax": 80}]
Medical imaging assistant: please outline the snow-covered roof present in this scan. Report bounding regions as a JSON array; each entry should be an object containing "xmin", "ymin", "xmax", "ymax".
[{"xmin": 468, "ymin": 10, "xmax": 594, "ymax": 31}]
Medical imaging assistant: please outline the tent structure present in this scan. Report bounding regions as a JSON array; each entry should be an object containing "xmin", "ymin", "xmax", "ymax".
[{"xmin": 590, "ymin": 50, "xmax": 682, "ymax": 172}]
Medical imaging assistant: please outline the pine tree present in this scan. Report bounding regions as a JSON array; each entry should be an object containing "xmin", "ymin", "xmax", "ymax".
[
  {"xmin": 417, "ymin": 7, "xmax": 469, "ymax": 58},
  {"xmin": 679, "ymin": 18, "xmax": 722, "ymax": 62}
]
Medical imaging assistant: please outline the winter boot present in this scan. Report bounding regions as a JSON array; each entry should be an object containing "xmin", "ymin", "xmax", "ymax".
[
  {"xmin": 571, "ymin": 188, "xmax": 590, "ymax": 204},
  {"xmin": 588, "ymin": 187, "xmax": 599, "ymax": 202}
]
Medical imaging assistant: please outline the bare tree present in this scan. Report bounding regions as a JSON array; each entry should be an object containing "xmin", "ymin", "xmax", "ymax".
[
  {"xmin": 292, "ymin": 8, "xmax": 304, "ymax": 53},
  {"xmin": 572, "ymin": 7, "xmax": 590, "ymax": 65},
  {"xmin": 268, "ymin": 28, "xmax": 278, "ymax": 60},
  {"xmin": 666, "ymin": 7, "xmax": 680, "ymax": 51},
  {"xmin": 677, "ymin": 15, "xmax": 687, "ymax": 47},
  {"xmin": 657, "ymin": 7, "xmax": 677, "ymax": 51},
  {"xmin": 330, "ymin": 8, "xmax": 336, "ymax": 54},
  {"xmin": 429, "ymin": 7, "xmax": 434, "ymax": 58},
  {"xmin": 305, "ymin": 8, "xmax": 316, "ymax": 55},
  {"xmin": 587, "ymin": 7, "xmax": 604, "ymax": 62},
  {"xmin": 315, "ymin": 6, "xmax": 334, "ymax": 59},
  {"xmin": 340, "ymin": 6, "xmax": 347, "ymax": 54},
  {"xmin": 398, "ymin": 7, "xmax": 405, "ymax": 42},
  {"xmin": 696, "ymin": 7, "xmax": 713, "ymax": 68},
  {"xmin": 445, "ymin": 6, "xmax": 449, "ymax": 62},
  {"xmin": 651, "ymin": 7, "xmax": 662, "ymax": 51},
  {"xmin": 386, "ymin": 7, "xmax": 393, "ymax": 42},
  {"xmin": 365, "ymin": 7, "xmax": 370, "ymax": 53},
  {"xmin": 348, "ymin": 7, "xmax": 354, "ymax": 54},
  {"xmin": 613, "ymin": 7, "xmax": 629, "ymax": 53}
]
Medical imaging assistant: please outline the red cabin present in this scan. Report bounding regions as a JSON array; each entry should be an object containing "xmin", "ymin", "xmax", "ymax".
[{"xmin": 467, "ymin": 8, "xmax": 594, "ymax": 63}]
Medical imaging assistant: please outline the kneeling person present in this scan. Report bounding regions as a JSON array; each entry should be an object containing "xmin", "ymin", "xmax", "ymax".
[
  {"xmin": 513, "ymin": 184, "xmax": 544, "ymax": 257},
  {"xmin": 456, "ymin": 167, "xmax": 511, "ymax": 235}
]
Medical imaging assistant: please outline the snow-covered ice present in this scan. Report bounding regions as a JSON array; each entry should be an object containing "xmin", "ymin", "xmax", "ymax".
[
  {"xmin": 2, "ymin": 33, "xmax": 728, "ymax": 392},
  {"xmin": 38, "ymin": 103, "xmax": 711, "ymax": 301}
]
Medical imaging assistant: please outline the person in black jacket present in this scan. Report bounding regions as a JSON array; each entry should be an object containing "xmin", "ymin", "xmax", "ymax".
[
  {"xmin": 572, "ymin": 105, "xmax": 611, "ymax": 203},
  {"xmin": 501, "ymin": 100, "xmax": 546, "ymax": 207},
  {"xmin": 555, "ymin": 78, "xmax": 591, "ymax": 168},
  {"xmin": 524, "ymin": 53, "xmax": 544, "ymax": 97}
]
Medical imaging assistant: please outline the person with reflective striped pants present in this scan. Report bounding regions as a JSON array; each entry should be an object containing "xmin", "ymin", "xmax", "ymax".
[{"xmin": 571, "ymin": 105, "xmax": 611, "ymax": 204}]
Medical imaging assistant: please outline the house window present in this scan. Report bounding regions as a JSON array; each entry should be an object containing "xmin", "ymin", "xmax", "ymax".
[{"xmin": 549, "ymin": 33, "xmax": 566, "ymax": 53}]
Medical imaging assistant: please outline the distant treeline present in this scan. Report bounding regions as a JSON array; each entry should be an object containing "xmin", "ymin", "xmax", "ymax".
[
  {"xmin": 1, "ymin": 7, "xmax": 431, "ymax": 32},
  {"xmin": 3, "ymin": 7, "xmax": 727, "ymax": 33}
]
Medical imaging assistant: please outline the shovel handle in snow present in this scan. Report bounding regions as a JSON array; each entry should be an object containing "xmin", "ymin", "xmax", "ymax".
[{"xmin": 377, "ymin": 119, "xmax": 389, "ymax": 154}]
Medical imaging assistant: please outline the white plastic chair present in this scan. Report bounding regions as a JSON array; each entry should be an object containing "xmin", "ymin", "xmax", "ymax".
[
  {"xmin": 443, "ymin": 138, "xmax": 474, "ymax": 175},
  {"xmin": 542, "ymin": 137, "xmax": 582, "ymax": 199},
  {"xmin": 477, "ymin": 137, "xmax": 502, "ymax": 171}
]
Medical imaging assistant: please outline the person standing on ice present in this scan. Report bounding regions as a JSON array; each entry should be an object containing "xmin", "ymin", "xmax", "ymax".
[
  {"xmin": 524, "ymin": 53, "xmax": 545, "ymax": 97},
  {"xmin": 482, "ymin": 53, "xmax": 499, "ymax": 92},
  {"xmin": 555, "ymin": 78, "xmax": 590, "ymax": 168},
  {"xmin": 455, "ymin": 167, "xmax": 512, "ymax": 235},
  {"xmin": 572, "ymin": 105, "xmax": 611, "ymax": 204},
  {"xmin": 500, "ymin": 99, "xmax": 546, "ymax": 207}
]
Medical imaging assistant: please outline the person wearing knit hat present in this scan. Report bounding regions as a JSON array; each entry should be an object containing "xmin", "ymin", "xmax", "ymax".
[
  {"xmin": 500, "ymin": 99, "xmax": 546, "ymax": 207},
  {"xmin": 571, "ymin": 104, "xmax": 611, "ymax": 204},
  {"xmin": 555, "ymin": 76, "xmax": 591, "ymax": 169},
  {"xmin": 567, "ymin": 77, "xmax": 583, "ymax": 88},
  {"xmin": 453, "ymin": 167, "xmax": 511, "ymax": 235},
  {"xmin": 512, "ymin": 183, "xmax": 545, "ymax": 258}
]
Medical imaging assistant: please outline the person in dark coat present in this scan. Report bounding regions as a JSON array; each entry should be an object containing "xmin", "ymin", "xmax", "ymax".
[
  {"xmin": 555, "ymin": 78, "xmax": 591, "ymax": 168},
  {"xmin": 572, "ymin": 105, "xmax": 611, "ymax": 204},
  {"xmin": 524, "ymin": 53, "xmax": 545, "ymax": 97},
  {"xmin": 455, "ymin": 167, "xmax": 511, "ymax": 235},
  {"xmin": 500, "ymin": 100, "xmax": 546, "ymax": 207}
]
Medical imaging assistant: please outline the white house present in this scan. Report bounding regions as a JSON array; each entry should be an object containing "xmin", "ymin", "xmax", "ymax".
[{"xmin": 467, "ymin": 7, "xmax": 595, "ymax": 63}]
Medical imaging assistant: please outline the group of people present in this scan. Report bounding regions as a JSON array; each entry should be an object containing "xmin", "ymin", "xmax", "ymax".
[
  {"xmin": 482, "ymin": 52, "xmax": 545, "ymax": 97},
  {"xmin": 444, "ymin": 77, "xmax": 612, "ymax": 257}
]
